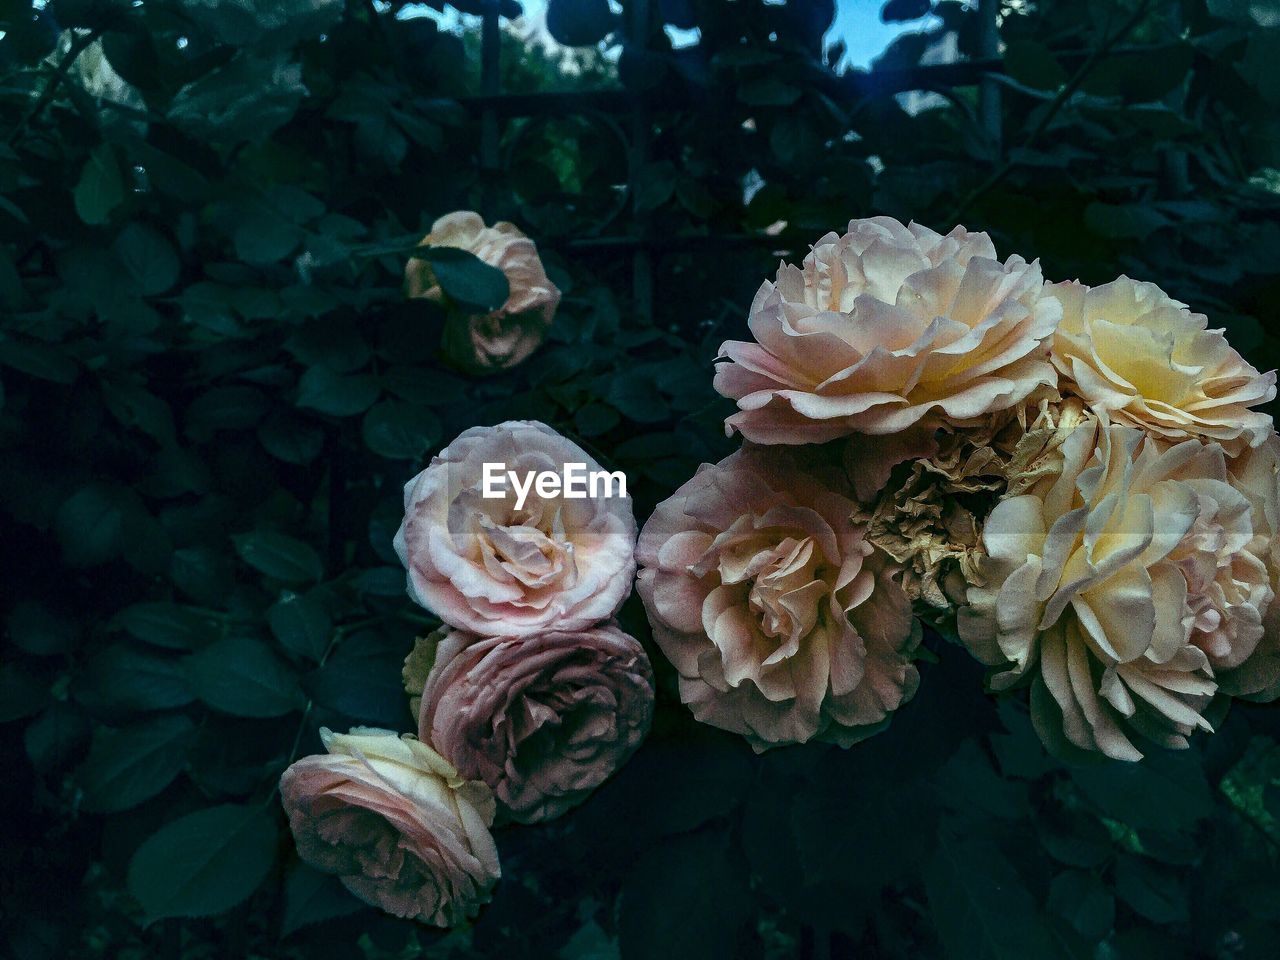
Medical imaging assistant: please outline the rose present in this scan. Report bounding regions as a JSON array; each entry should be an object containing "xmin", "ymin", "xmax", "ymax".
[
  {"xmin": 279, "ymin": 728, "xmax": 500, "ymax": 927},
  {"xmin": 959, "ymin": 418, "xmax": 1275, "ymax": 760},
  {"xmin": 635, "ymin": 447, "xmax": 921, "ymax": 751},
  {"xmin": 394, "ymin": 420, "xmax": 636, "ymax": 635},
  {"xmin": 416, "ymin": 624, "xmax": 654, "ymax": 823},
  {"xmin": 405, "ymin": 211, "xmax": 561, "ymax": 373},
  {"xmin": 1046, "ymin": 276, "xmax": 1275, "ymax": 454},
  {"xmin": 1224, "ymin": 433, "xmax": 1280, "ymax": 699},
  {"xmin": 712, "ymin": 216, "xmax": 1059, "ymax": 444}
]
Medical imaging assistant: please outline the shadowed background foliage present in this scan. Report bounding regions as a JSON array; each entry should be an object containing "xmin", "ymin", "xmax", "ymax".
[{"xmin": 2, "ymin": 0, "xmax": 1280, "ymax": 957}]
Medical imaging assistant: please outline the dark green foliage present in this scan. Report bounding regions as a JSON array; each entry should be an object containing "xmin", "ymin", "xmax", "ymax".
[{"xmin": 3, "ymin": 1, "xmax": 1280, "ymax": 958}]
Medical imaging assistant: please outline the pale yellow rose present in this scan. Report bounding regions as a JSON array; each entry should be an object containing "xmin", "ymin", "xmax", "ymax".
[
  {"xmin": 713, "ymin": 216, "xmax": 1060, "ymax": 443},
  {"xmin": 959, "ymin": 418, "xmax": 1275, "ymax": 760},
  {"xmin": 1047, "ymin": 276, "xmax": 1275, "ymax": 454},
  {"xmin": 279, "ymin": 728, "xmax": 499, "ymax": 927},
  {"xmin": 406, "ymin": 211, "xmax": 560, "ymax": 373}
]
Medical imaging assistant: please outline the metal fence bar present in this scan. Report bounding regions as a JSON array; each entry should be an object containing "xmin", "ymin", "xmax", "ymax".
[
  {"xmin": 628, "ymin": 0, "xmax": 654, "ymax": 324},
  {"xmin": 480, "ymin": 0, "xmax": 502, "ymax": 183},
  {"xmin": 978, "ymin": 0, "xmax": 1001, "ymax": 155}
]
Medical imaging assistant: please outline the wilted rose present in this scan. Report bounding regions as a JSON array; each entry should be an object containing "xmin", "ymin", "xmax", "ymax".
[
  {"xmin": 636, "ymin": 447, "xmax": 921, "ymax": 751},
  {"xmin": 959, "ymin": 418, "xmax": 1275, "ymax": 760},
  {"xmin": 1047, "ymin": 276, "xmax": 1275, "ymax": 454},
  {"xmin": 279, "ymin": 727, "xmax": 500, "ymax": 927},
  {"xmin": 394, "ymin": 420, "xmax": 636, "ymax": 635},
  {"xmin": 406, "ymin": 211, "xmax": 561, "ymax": 373},
  {"xmin": 713, "ymin": 216, "xmax": 1059, "ymax": 444},
  {"xmin": 416, "ymin": 624, "xmax": 654, "ymax": 823}
]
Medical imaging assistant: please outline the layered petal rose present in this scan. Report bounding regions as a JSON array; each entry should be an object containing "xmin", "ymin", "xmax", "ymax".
[
  {"xmin": 959, "ymin": 418, "xmax": 1275, "ymax": 760},
  {"xmin": 1223, "ymin": 433, "xmax": 1280, "ymax": 699},
  {"xmin": 416, "ymin": 624, "xmax": 654, "ymax": 824},
  {"xmin": 279, "ymin": 728, "xmax": 500, "ymax": 927},
  {"xmin": 636, "ymin": 447, "xmax": 921, "ymax": 751},
  {"xmin": 1047, "ymin": 276, "xmax": 1275, "ymax": 454},
  {"xmin": 394, "ymin": 421, "xmax": 636, "ymax": 635},
  {"xmin": 713, "ymin": 216, "xmax": 1060, "ymax": 443},
  {"xmin": 406, "ymin": 211, "xmax": 561, "ymax": 373}
]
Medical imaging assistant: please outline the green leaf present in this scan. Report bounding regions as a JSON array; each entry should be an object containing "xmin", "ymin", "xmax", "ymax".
[
  {"xmin": 925, "ymin": 831, "xmax": 1056, "ymax": 960},
  {"xmin": 8, "ymin": 601, "xmax": 79, "ymax": 655},
  {"xmin": 618, "ymin": 827, "xmax": 751, "ymax": 960},
  {"xmin": 1070, "ymin": 750, "xmax": 1212, "ymax": 832},
  {"xmin": 113, "ymin": 602, "xmax": 221, "ymax": 650},
  {"xmin": 1002, "ymin": 38, "xmax": 1068, "ymax": 91},
  {"xmin": 0, "ymin": 338, "xmax": 79, "ymax": 384},
  {"xmin": 74, "ymin": 143, "xmax": 125, "ymax": 225},
  {"xmin": 168, "ymin": 53, "xmax": 306, "ymax": 144},
  {"xmin": 296, "ymin": 365, "xmax": 381, "ymax": 417},
  {"xmin": 186, "ymin": 636, "xmax": 304, "ymax": 717},
  {"xmin": 24, "ymin": 701, "xmax": 90, "ymax": 773},
  {"xmin": 258, "ymin": 409, "xmax": 326, "ymax": 464},
  {"xmin": 233, "ymin": 530, "xmax": 324, "ymax": 583},
  {"xmin": 55, "ymin": 483, "xmax": 130, "ymax": 568},
  {"xmin": 113, "ymin": 223, "xmax": 180, "ymax": 295},
  {"xmin": 101, "ymin": 380, "xmax": 177, "ymax": 446},
  {"xmin": 0, "ymin": 662, "xmax": 50, "ymax": 723},
  {"xmin": 79, "ymin": 716, "xmax": 195, "ymax": 813},
  {"xmin": 1084, "ymin": 203, "xmax": 1173, "ymax": 240},
  {"xmin": 74, "ymin": 645, "xmax": 195, "ymax": 714},
  {"xmin": 127, "ymin": 804, "xmax": 278, "ymax": 920},
  {"xmin": 361, "ymin": 400, "xmax": 441, "ymax": 460},
  {"xmin": 1047, "ymin": 870, "xmax": 1114, "ymax": 941},
  {"xmin": 267, "ymin": 592, "xmax": 333, "ymax": 662},
  {"xmin": 282, "ymin": 863, "xmax": 364, "ymax": 936},
  {"xmin": 574, "ymin": 402, "xmax": 621, "ymax": 437},
  {"xmin": 420, "ymin": 247, "xmax": 509, "ymax": 312},
  {"xmin": 738, "ymin": 77, "xmax": 802, "ymax": 107},
  {"xmin": 1113, "ymin": 854, "xmax": 1189, "ymax": 924}
]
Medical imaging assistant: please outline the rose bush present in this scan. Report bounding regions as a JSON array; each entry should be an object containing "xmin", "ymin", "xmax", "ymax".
[
  {"xmin": 414, "ymin": 624, "xmax": 654, "ymax": 823},
  {"xmin": 636, "ymin": 446, "xmax": 921, "ymax": 750},
  {"xmin": 406, "ymin": 211, "xmax": 561, "ymax": 373},
  {"xmin": 394, "ymin": 420, "xmax": 636, "ymax": 636},
  {"xmin": 279, "ymin": 728, "xmax": 500, "ymax": 927},
  {"xmin": 713, "ymin": 216, "xmax": 1059, "ymax": 444}
]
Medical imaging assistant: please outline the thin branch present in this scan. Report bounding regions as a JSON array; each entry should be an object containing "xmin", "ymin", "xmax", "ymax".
[
  {"xmin": 8, "ymin": 28, "xmax": 105, "ymax": 145},
  {"xmin": 943, "ymin": 0, "xmax": 1154, "ymax": 225}
]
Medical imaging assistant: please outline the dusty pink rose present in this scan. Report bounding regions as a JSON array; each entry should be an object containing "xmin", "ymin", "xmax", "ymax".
[
  {"xmin": 406, "ymin": 211, "xmax": 561, "ymax": 373},
  {"xmin": 279, "ymin": 728, "xmax": 500, "ymax": 927},
  {"xmin": 636, "ymin": 447, "xmax": 921, "ymax": 751},
  {"xmin": 417, "ymin": 624, "xmax": 654, "ymax": 823},
  {"xmin": 713, "ymin": 216, "xmax": 1059, "ymax": 444},
  {"xmin": 394, "ymin": 420, "xmax": 636, "ymax": 635}
]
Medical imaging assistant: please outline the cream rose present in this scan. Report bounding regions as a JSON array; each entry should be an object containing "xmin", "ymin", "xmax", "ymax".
[
  {"xmin": 279, "ymin": 728, "xmax": 500, "ymax": 927},
  {"xmin": 1224, "ymin": 433, "xmax": 1280, "ymax": 699},
  {"xmin": 713, "ymin": 216, "xmax": 1059, "ymax": 443},
  {"xmin": 959, "ymin": 419, "xmax": 1276, "ymax": 760},
  {"xmin": 393, "ymin": 421, "xmax": 636, "ymax": 636},
  {"xmin": 1047, "ymin": 276, "xmax": 1275, "ymax": 454},
  {"xmin": 635, "ymin": 447, "xmax": 921, "ymax": 751},
  {"xmin": 406, "ymin": 211, "xmax": 561, "ymax": 373},
  {"xmin": 416, "ymin": 624, "xmax": 653, "ymax": 824}
]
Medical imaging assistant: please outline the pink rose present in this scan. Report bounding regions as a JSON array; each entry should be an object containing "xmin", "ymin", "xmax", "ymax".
[
  {"xmin": 279, "ymin": 728, "xmax": 500, "ymax": 927},
  {"xmin": 713, "ymin": 216, "xmax": 1059, "ymax": 443},
  {"xmin": 635, "ymin": 447, "xmax": 921, "ymax": 751},
  {"xmin": 405, "ymin": 211, "xmax": 561, "ymax": 373},
  {"xmin": 417, "ymin": 624, "xmax": 654, "ymax": 823},
  {"xmin": 394, "ymin": 420, "xmax": 636, "ymax": 635}
]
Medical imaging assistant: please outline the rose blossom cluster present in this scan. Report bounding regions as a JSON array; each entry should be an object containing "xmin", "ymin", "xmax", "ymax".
[
  {"xmin": 698, "ymin": 215, "xmax": 1280, "ymax": 762},
  {"xmin": 281, "ymin": 419, "xmax": 651, "ymax": 926}
]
